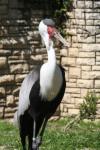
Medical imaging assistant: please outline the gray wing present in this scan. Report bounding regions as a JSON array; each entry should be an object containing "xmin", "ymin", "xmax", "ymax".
[{"xmin": 17, "ymin": 65, "xmax": 41, "ymax": 116}]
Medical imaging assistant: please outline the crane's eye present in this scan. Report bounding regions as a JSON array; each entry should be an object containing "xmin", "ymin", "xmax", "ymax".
[{"xmin": 47, "ymin": 26, "xmax": 55, "ymax": 38}]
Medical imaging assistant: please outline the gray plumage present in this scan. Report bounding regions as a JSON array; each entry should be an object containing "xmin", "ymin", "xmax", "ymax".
[{"xmin": 43, "ymin": 18, "xmax": 55, "ymax": 27}]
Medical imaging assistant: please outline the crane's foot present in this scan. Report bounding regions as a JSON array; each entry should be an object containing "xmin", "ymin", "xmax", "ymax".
[
  {"xmin": 32, "ymin": 137, "xmax": 42, "ymax": 150},
  {"xmin": 36, "ymin": 136, "xmax": 42, "ymax": 146},
  {"xmin": 32, "ymin": 138, "xmax": 37, "ymax": 150}
]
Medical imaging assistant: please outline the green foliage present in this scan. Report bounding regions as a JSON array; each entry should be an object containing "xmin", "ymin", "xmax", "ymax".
[
  {"xmin": 52, "ymin": 0, "xmax": 73, "ymax": 36},
  {"xmin": 53, "ymin": 0, "xmax": 73, "ymax": 18},
  {"xmin": 80, "ymin": 91, "xmax": 98, "ymax": 120}
]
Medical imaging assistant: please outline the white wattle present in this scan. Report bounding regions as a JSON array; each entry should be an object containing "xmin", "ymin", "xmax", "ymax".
[
  {"xmin": 40, "ymin": 64, "xmax": 63, "ymax": 101},
  {"xmin": 40, "ymin": 44, "xmax": 63, "ymax": 101}
]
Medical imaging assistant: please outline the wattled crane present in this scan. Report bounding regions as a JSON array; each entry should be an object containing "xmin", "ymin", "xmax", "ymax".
[{"xmin": 14, "ymin": 18, "xmax": 67, "ymax": 150}]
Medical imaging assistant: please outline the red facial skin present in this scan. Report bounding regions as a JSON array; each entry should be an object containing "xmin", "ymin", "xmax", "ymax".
[{"xmin": 47, "ymin": 26, "xmax": 55, "ymax": 38}]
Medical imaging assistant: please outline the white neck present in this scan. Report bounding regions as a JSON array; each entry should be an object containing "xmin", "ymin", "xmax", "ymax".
[
  {"xmin": 40, "ymin": 40, "xmax": 61, "ymax": 101},
  {"xmin": 47, "ymin": 41, "xmax": 56, "ymax": 65}
]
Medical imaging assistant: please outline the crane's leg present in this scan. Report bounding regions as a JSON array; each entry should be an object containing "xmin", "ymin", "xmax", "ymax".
[
  {"xmin": 20, "ymin": 132, "xmax": 26, "ymax": 150},
  {"xmin": 32, "ymin": 120, "xmax": 39, "ymax": 150},
  {"xmin": 32, "ymin": 118, "xmax": 48, "ymax": 150},
  {"xmin": 28, "ymin": 134, "xmax": 32, "ymax": 150},
  {"xmin": 39, "ymin": 118, "xmax": 48, "ymax": 139},
  {"xmin": 36, "ymin": 118, "xmax": 48, "ymax": 145},
  {"xmin": 19, "ymin": 115, "xmax": 26, "ymax": 150}
]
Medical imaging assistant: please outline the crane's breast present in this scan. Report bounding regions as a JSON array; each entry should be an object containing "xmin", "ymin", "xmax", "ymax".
[{"xmin": 40, "ymin": 64, "xmax": 63, "ymax": 101}]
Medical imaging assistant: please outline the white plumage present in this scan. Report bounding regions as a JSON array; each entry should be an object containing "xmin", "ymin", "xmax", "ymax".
[{"xmin": 40, "ymin": 63, "xmax": 63, "ymax": 101}]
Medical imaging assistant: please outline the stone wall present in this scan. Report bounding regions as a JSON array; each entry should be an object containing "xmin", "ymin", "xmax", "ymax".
[
  {"xmin": 0, "ymin": 0, "xmax": 100, "ymax": 120},
  {"xmin": 60, "ymin": 0, "xmax": 100, "ymax": 119},
  {"xmin": 0, "ymin": 0, "xmax": 55, "ymax": 119}
]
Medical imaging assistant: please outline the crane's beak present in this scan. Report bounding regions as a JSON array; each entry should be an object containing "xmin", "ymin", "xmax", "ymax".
[{"xmin": 53, "ymin": 30, "xmax": 69, "ymax": 47}]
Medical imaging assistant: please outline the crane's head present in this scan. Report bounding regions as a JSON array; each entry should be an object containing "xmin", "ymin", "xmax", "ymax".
[{"xmin": 38, "ymin": 18, "xmax": 68, "ymax": 50}]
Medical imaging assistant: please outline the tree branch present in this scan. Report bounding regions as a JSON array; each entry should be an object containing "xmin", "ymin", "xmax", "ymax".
[
  {"xmin": 63, "ymin": 114, "xmax": 80, "ymax": 132},
  {"xmin": 77, "ymin": 27, "xmax": 100, "ymax": 38}
]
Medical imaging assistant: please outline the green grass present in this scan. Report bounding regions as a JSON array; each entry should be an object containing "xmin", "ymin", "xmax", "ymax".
[{"xmin": 0, "ymin": 118, "xmax": 100, "ymax": 150}]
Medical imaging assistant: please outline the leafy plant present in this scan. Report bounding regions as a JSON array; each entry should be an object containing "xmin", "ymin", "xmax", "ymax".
[
  {"xmin": 52, "ymin": 0, "xmax": 73, "ymax": 36},
  {"xmin": 80, "ymin": 91, "xmax": 98, "ymax": 120}
]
